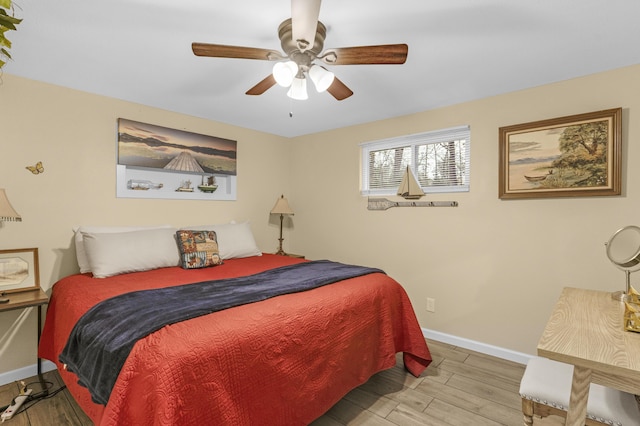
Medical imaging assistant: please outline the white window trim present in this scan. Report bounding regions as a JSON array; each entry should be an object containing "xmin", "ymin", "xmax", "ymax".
[{"xmin": 360, "ymin": 125, "xmax": 470, "ymax": 196}]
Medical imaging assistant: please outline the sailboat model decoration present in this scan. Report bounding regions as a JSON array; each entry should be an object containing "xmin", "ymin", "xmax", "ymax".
[
  {"xmin": 367, "ymin": 166, "xmax": 459, "ymax": 211},
  {"xmin": 397, "ymin": 166, "xmax": 425, "ymax": 200}
]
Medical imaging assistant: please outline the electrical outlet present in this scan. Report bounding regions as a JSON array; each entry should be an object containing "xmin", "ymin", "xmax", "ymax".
[{"xmin": 426, "ymin": 297, "xmax": 435, "ymax": 313}]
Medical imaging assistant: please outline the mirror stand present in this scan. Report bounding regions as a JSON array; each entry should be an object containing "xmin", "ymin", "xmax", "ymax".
[
  {"xmin": 606, "ymin": 225, "xmax": 640, "ymax": 302},
  {"xmin": 611, "ymin": 270, "xmax": 632, "ymax": 301}
]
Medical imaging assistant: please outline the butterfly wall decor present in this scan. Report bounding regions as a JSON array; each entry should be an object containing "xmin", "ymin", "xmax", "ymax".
[{"xmin": 26, "ymin": 161, "xmax": 44, "ymax": 175}]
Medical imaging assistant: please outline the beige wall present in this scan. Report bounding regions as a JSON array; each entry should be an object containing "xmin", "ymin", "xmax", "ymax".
[
  {"xmin": 0, "ymin": 75, "xmax": 292, "ymax": 374},
  {"xmin": 1, "ymin": 64, "xmax": 638, "ymax": 377},
  {"xmin": 290, "ymin": 64, "xmax": 640, "ymax": 355}
]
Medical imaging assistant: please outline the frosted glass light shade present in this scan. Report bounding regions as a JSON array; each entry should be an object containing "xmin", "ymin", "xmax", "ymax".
[
  {"xmin": 273, "ymin": 61, "xmax": 298, "ymax": 87},
  {"xmin": 308, "ymin": 65, "xmax": 335, "ymax": 93},
  {"xmin": 287, "ymin": 77, "xmax": 308, "ymax": 100}
]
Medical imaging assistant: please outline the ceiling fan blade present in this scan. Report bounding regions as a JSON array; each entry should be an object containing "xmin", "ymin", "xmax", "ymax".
[
  {"xmin": 192, "ymin": 43, "xmax": 284, "ymax": 61},
  {"xmin": 326, "ymin": 77, "xmax": 353, "ymax": 101},
  {"xmin": 321, "ymin": 44, "xmax": 408, "ymax": 65},
  {"xmin": 291, "ymin": 0, "xmax": 321, "ymax": 51},
  {"xmin": 246, "ymin": 75, "xmax": 277, "ymax": 96}
]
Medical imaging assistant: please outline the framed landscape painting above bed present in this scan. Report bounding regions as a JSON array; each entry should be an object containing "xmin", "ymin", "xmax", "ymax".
[
  {"xmin": 115, "ymin": 118, "xmax": 238, "ymax": 200},
  {"xmin": 498, "ymin": 108, "xmax": 621, "ymax": 199}
]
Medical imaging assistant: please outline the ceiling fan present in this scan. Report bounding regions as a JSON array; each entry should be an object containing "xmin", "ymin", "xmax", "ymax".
[{"xmin": 191, "ymin": 0, "xmax": 408, "ymax": 101}]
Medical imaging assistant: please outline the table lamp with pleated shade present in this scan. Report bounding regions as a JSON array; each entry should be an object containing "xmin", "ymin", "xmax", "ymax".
[
  {"xmin": 270, "ymin": 195, "xmax": 294, "ymax": 255},
  {"xmin": 0, "ymin": 189, "xmax": 21, "ymax": 222}
]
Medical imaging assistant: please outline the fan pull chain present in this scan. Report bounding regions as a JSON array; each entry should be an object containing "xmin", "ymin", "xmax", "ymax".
[{"xmin": 289, "ymin": 98, "xmax": 294, "ymax": 118}]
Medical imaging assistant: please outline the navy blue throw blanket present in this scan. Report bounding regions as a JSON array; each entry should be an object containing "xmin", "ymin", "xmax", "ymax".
[{"xmin": 59, "ymin": 260, "xmax": 383, "ymax": 405}]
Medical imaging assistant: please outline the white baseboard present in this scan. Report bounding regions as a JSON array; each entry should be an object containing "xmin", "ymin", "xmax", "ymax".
[
  {"xmin": 0, "ymin": 360, "xmax": 57, "ymax": 387},
  {"xmin": 422, "ymin": 328, "xmax": 534, "ymax": 365},
  {"xmin": 0, "ymin": 331, "xmax": 531, "ymax": 386}
]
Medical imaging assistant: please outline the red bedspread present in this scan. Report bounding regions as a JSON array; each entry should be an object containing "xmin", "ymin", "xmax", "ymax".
[{"xmin": 39, "ymin": 254, "xmax": 431, "ymax": 425}]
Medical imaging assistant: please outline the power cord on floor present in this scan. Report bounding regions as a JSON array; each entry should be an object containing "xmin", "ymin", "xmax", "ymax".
[{"xmin": 1, "ymin": 379, "xmax": 67, "ymax": 421}]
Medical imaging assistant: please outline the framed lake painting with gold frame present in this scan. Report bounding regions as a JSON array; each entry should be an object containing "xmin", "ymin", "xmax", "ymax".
[{"xmin": 499, "ymin": 108, "xmax": 621, "ymax": 199}]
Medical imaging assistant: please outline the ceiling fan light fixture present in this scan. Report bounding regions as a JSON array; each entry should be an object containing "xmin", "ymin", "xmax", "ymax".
[
  {"xmin": 287, "ymin": 76, "xmax": 308, "ymax": 100},
  {"xmin": 273, "ymin": 61, "xmax": 298, "ymax": 87},
  {"xmin": 192, "ymin": 0, "xmax": 407, "ymax": 102},
  {"xmin": 308, "ymin": 64, "xmax": 334, "ymax": 93}
]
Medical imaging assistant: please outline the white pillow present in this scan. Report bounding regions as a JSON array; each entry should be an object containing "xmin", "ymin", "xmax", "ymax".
[
  {"xmin": 82, "ymin": 228, "xmax": 180, "ymax": 278},
  {"xmin": 182, "ymin": 222, "xmax": 262, "ymax": 260},
  {"xmin": 73, "ymin": 225, "xmax": 172, "ymax": 273}
]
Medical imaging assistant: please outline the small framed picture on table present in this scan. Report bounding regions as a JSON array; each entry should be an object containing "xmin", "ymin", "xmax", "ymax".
[{"xmin": 0, "ymin": 248, "xmax": 40, "ymax": 297}]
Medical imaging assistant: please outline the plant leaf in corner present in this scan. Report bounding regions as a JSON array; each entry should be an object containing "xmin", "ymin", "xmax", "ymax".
[
  {"xmin": 1, "ymin": 34, "xmax": 11, "ymax": 48},
  {"xmin": 0, "ymin": 14, "xmax": 21, "ymax": 29},
  {"xmin": 0, "ymin": 0, "xmax": 11, "ymax": 10}
]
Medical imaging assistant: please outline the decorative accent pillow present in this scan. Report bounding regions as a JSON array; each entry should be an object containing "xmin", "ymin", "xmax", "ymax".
[
  {"xmin": 73, "ymin": 225, "xmax": 173, "ymax": 273},
  {"xmin": 180, "ymin": 221, "xmax": 262, "ymax": 260},
  {"xmin": 82, "ymin": 227, "xmax": 180, "ymax": 278},
  {"xmin": 176, "ymin": 230, "xmax": 223, "ymax": 269}
]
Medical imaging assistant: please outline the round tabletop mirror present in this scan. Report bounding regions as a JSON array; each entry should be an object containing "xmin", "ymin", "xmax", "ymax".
[{"xmin": 606, "ymin": 225, "xmax": 640, "ymax": 300}]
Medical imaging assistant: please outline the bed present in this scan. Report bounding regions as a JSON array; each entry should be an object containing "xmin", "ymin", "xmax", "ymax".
[{"xmin": 38, "ymin": 225, "xmax": 431, "ymax": 425}]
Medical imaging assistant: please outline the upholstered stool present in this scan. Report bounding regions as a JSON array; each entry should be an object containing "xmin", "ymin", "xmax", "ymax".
[{"xmin": 519, "ymin": 357, "xmax": 640, "ymax": 426}]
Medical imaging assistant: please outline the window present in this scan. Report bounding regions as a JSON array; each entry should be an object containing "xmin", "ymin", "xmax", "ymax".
[{"xmin": 360, "ymin": 125, "xmax": 470, "ymax": 196}]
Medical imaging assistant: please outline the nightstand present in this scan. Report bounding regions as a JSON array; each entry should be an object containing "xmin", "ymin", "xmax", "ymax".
[{"xmin": 0, "ymin": 288, "xmax": 49, "ymax": 380}]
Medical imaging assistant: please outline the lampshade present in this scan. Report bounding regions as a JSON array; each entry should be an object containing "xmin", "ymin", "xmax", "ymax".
[
  {"xmin": 308, "ymin": 65, "xmax": 335, "ymax": 93},
  {"xmin": 270, "ymin": 195, "xmax": 294, "ymax": 216},
  {"xmin": 273, "ymin": 61, "xmax": 298, "ymax": 87},
  {"xmin": 287, "ymin": 76, "xmax": 308, "ymax": 100},
  {"xmin": 0, "ymin": 189, "xmax": 21, "ymax": 222}
]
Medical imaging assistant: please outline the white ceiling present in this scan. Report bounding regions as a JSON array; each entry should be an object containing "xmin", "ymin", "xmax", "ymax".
[{"xmin": 5, "ymin": 0, "xmax": 640, "ymax": 137}]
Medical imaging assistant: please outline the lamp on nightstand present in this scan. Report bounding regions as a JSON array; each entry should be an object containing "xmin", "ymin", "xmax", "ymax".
[
  {"xmin": 270, "ymin": 194, "xmax": 294, "ymax": 256},
  {"xmin": 0, "ymin": 189, "xmax": 21, "ymax": 222}
]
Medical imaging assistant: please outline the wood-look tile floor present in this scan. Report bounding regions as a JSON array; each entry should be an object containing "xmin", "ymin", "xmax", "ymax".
[{"xmin": 0, "ymin": 340, "xmax": 564, "ymax": 425}]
